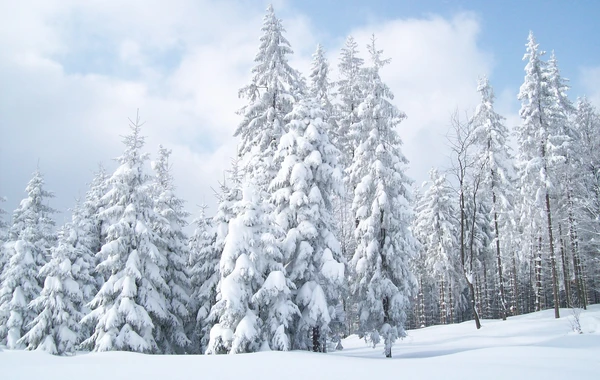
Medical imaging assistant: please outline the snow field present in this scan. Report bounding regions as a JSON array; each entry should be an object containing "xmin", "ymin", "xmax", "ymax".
[{"xmin": 2, "ymin": 305, "xmax": 599, "ymax": 380}]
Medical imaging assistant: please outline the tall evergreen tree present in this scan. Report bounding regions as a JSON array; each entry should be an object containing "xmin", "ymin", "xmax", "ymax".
[
  {"xmin": 309, "ymin": 44, "xmax": 333, "ymax": 116},
  {"xmin": 19, "ymin": 207, "xmax": 94, "ymax": 355},
  {"xmin": 545, "ymin": 51, "xmax": 580, "ymax": 310},
  {"xmin": 347, "ymin": 36, "xmax": 415, "ymax": 358},
  {"xmin": 413, "ymin": 169, "xmax": 459, "ymax": 325},
  {"xmin": 235, "ymin": 4, "xmax": 303, "ymax": 192},
  {"xmin": 208, "ymin": 5, "xmax": 305, "ymax": 354},
  {"xmin": 206, "ymin": 185, "xmax": 269, "ymax": 354},
  {"xmin": 187, "ymin": 205, "xmax": 218, "ymax": 354},
  {"xmin": 151, "ymin": 145, "xmax": 192, "ymax": 353},
  {"xmin": 335, "ymin": 36, "xmax": 366, "ymax": 332},
  {"xmin": 516, "ymin": 32, "xmax": 566, "ymax": 318},
  {"xmin": 191, "ymin": 163, "xmax": 243, "ymax": 353},
  {"xmin": 336, "ymin": 36, "xmax": 365, "ymax": 166},
  {"xmin": 0, "ymin": 169, "xmax": 56, "ymax": 348},
  {"xmin": 270, "ymin": 97, "xmax": 345, "ymax": 352},
  {"xmin": 81, "ymin": 166, "xmax": 110, "ymax": 271},
  {"xmin": 471, "ymin": 76, "xmax": 515, "ymax": 320},
  {"xmin": 82, "ymin": 115, "xmax": 170, "ymax": 353},
  {"xmin": 572, "ymin": 97, "xmax": 600, "ymax": 307}
]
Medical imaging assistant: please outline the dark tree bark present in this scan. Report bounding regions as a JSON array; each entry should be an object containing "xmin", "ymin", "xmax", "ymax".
[
  {"xmin": 492, "ymin": 188, "xmax": 507, "ymax": 320},
  {"xmin": 558, "ymin": 223, "xmax": 571, "ymax": 307},
  {"xmin": 512, "ymin": 254, "xmax": 520, "ymax": 315},
  {"xmin": 544, "ymin": 190, "xmax": 560, "ymax": 319},
  {"xmin": 312, "ymin": 326, "xmax": 321, "ymax": 353}
]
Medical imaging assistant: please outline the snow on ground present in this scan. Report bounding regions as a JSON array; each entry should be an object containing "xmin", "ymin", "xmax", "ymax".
[{"xmin": 2, "ymin": 305, "xmax": 600, "ymax": 380}]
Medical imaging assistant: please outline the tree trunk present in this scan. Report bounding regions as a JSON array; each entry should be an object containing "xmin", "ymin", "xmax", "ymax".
[
  {"xmin": 419, "ymin": 277, "xmax": 426, "ymax": 328},
  {"xmin": 492, "ymin": 190, "xmax": 507, "ymax": 320},
  {"xmin": 512, "ymin": 254, "xmax": 519, "ymax": 316},
  {"xmin": 440, "ymin": 277, "xmax": 446, "ymax": 325},
  {"xmin": 448, "ymin": 280, "xmax": 454, "ymax": 324},
  {"xmin": 535, "ymin": 234, "xmax": 543, "ymax": 312},
  {"xmin": 570, "ymin": 223, "xmax": 587, "ymax": 310},
  {"xmin": 544, "ymin": 191, "xmax": 560, "ymax": 318},
  {"xmin": 475, "ymin": 274, "xmax": 482, "ymax": 318},
  {"xmin": 461, "ymin": 188, "xmax": 481, "ymax": 329},
  {"xmin": 383, "ymin": 296, "xmax": 392, "ymax": 358},
  {"xmin": 312, "ymin": 326, "xmax": 321, "ymax": 352},
  {"xmin": 558, "ymin": 223, "xmax": 571, "ymax": 307},
  {"xmin": 483, "ymin": 261, "xmax": 491, "ymax": 319}
]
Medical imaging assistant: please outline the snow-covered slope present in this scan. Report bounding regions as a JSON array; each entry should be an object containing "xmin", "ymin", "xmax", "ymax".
[{"xmin": 2, "ymin": 306, "xmax": 599, "ymax": 380}]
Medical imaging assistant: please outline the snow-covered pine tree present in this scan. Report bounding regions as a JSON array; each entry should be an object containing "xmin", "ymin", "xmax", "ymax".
[
  {"xmin": 335, "ymin": 36, "xmax": 366, "ymax": 332},
  {"xmin": 151, "ymin": 145, "xmax": 191, "ymax": 354},
  {"xmin": 206, "ymin": 184, "xmax": 266, "ymax": 354},
  {"xmin": 572, "ymin": 97, "xmax": 600, "ymax": 306},
  {"xmin": 18, "ymin": 203, "xmax": 97, "ymax": 355},
  {"xmin": 336, "ymin": 36, "xmax": 365, "ymax": 166},
  {"xmin": 468, "ymin": 189, "xmax": 494, "ymax": 320},
  {"xmin": 544, "ymin": 52, "xmax": 581, "ymax": 310},
  {"xmin": 516, "ymin": 32, "xmax": 567, "ymax": 318},
  {"xmin": 190, "ymin": 162, "xmax": 243, "ymax": 354},
  {"xmin": 187, "ymin": 205, "xmax": 218, "ymax": 354},
  {"xmin": 413, "ymin": 169, "xmax": 459, "ymax": 325},
  {"xmin": 250, "ymin": 196, "xmax": 294, "ymax": 351},
  {"xmin": 0, "ymin": 169, "xmax": 57, "ymax": 349},
  {"xmin": 81, "ymin": 114, "xmax": 170, "ymax": 353},
  {"xmin": 234, "ymin": 4, "xmax": 303, "ymax": 192},
  {"xmin": 471, "ymin": 76, "xmax": 515, "ymax": 320},
  {"xmin": 309, "ymin": 44, "xmax": 335, "ymax": 132},
  {"xmin": 410, "ymin": 188, "xmax": 429, "ymax": 327},
  {"xmin": 347, "ymin": 36, "xmax": 415, "ymax": 358},
  {"xmin": 81, "ymin": 165, "xmax": 110, "ymax": 286},
  {"xmin": 270, "ymin": 97, "xmax": 345, "ymax": 352},
  {"xmin": 207, "ymin": 5, "xmax": 304, "ymax": 354}
]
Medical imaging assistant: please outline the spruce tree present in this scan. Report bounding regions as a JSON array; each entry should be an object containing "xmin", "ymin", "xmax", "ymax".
[
  {"xmin": 347, "ymin": 36, "xmax": 415, "ymax": 358},
  {"xmin": 270, "ymin": 97, "xmax": 345, "ymax": 352},
  {"xmin": 206, "ymin": 185, "xmax": 267, "ymax": 354},
  {"xmin": 187, "ymin": 205, "xmax": 218, "ymax": 353},
  {"xmin": 19, "ymin": 208, "xmax": 94, "ymax": 355},
  {"xmin": 82, "ymin": 115, "xmax": 170, "ymax": 353},
  {"xmin": 151, "ymin": 145, "xmax": 192, "ymax": 353},
  {"xmin": 81, "ymin": 165, "xmax": 110, "ymax": 288},
  {"xmin": 571, "ymin": 97, "xmax": 600, "ymax": 308},
  {"xmin": 471, "ymin": 76, "xmax": 515, "ymax": 320},
  {"xmin": 235, "ymin": 4, "xmax": 303, "ymax": 191},
  {"xmin": 191, "ymin": 164, "xmax": 242, "ymax": 353},
  {"xmin": 208, "ymin": 5, "xmax": 303, "ymax": 354},
  {"xmin": 516, "ymin": 32, "xmax": 567, "ymax": 318},
  {"xmin": 413, "ymin": 169, "xmax": 459, "ymax": 325},
  {"xmin": 336, "ymin": 36, "xmax": 365, "ymax": 166},
  {"xmin": 0, "ymin": 169, "xmax": 57, "ymax": 348},
  {"xmin": 309, "ymin": 44, "xmax": 335, "ymax": 131}
]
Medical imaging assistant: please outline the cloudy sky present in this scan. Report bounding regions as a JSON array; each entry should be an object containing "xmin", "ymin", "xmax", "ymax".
[{"xmin": 1, "ymin": 0, "xmax": 599, "ymax": 224}]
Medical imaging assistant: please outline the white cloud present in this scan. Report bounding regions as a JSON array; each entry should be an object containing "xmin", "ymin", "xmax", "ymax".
[
  {"xmin": 338, "ymin": 13, "xmax": 494, "ymax": 186},
  {"xmin": 0, "ymin": 1, "xmax": 498, "ymax": 222}
]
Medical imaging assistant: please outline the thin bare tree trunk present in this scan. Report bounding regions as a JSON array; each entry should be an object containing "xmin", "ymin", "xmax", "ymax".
[
  {"xmin": 512, "ymin": 254, "xmax": 519, "ymax": 315},
  {"xmin": 419, "ymin": 276, "xmax": 426, "ymax": 328},
  {"xmin": 492, "ymin": 189, "xmax": 507, "ymax": 320},
  {"xmin": 440, "ymin": 277, "xmax": 446, "ymax": 325},
  {"xmin": 558, "ymin": 223, "xmax": 571, "ymax": 307},
  {"xmin": 544, "ymin": 190, "xmax": 560, "ymax": 318},
  {"xmin": 535, "ymin": 234, "xmax": 543, "ymax": 312}
]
